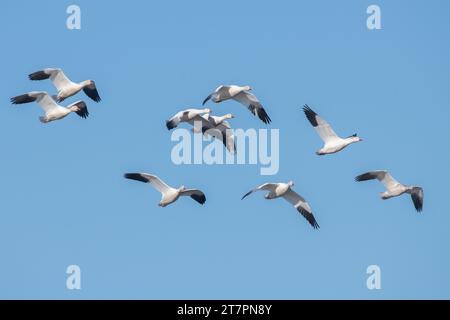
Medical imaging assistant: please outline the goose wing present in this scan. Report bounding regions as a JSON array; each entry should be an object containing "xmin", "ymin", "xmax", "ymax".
[
  {"xmin": 355, "ymin": 170, "xmax": 400, "ymax": 191},
  {"xmin": 189, "ymin": 114, "xmax": 214, "ymax": 133},
  {"xmin": 202, "ymin": 85, "xmax": 232, "ymax": 105},
  {"xmin": 29, "ymin": 68, "xmax": 73, "ymax": 91},
  {"xmin": 214, "ymin": 121, "xmax": 236, "ymax": 154},
  {"xmin": 241, "ymin": 183, "xmax": 278, "ymax": 200},
  {"xmin": 67, "ymin": 100, "xmax": 89, "ymax": 119},
  {"xmin": 232, "ymin": 91, "xmax": 271, "ymax": 124},
  {"xmin": 179, "ymin": 189, "xmax": 206, "ymax": 205},
  {"xmin": 283, "ymin": 189, "xmax": 320, "ymax": 229},
  {"xmin": 166, "ymin": 111, "xmax": 185, "ymax": 130},
  {"xmin": 410, "ymin": 187, "xmax": 424, "ymax": 212},
  {"xmin": 124, "ymin": 173, "xmax": 172, "ymax": 194},
  {"xmin": 83, "ymin": 81, "xmax": 101, "ymax": 102},
  {"xmin": 11, "ymin": 91, "xmax": 59, "ymax": 113},
  {"xmin": 303, "ymin": 105, "xmax": 339, "ymax": 143}
]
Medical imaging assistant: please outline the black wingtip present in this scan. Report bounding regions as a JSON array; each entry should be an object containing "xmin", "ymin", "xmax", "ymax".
[
  {"xmin": 28, "ymin": 70, "xmax": 50, "ymax": 81},
  {"xmin": 297, "ymin": 207, "xmax": 320, "ymax": 230},
  {"xmin": 191, "ymin": 193, "xmax": 206, "ymax": 205},
  {"xmin": 83, "ymin": 86, "xmax": 101, "ymax": 103},
  {"xmin": 354, "ymin": 172, "xmax": 375, "ymax": 182},
  {"xmin": 73, "ymin": 102, "xmax": 89, "ymax": 119},
  {"xmin": 258, "ymin": 107, "xmax": 272, "ymax": 124},
  {"xmin": 202, "ymin": 94, "xmax": 212, "ymax": 106},
  {"xmin": 10, "ymin": 94, "xmax": 36, "ymax": 105},
  {"xmin": 124, "ymin": 173, "xmax": 148, "ymax": 183},
  {"xmin": 303, "ymin": 104, "xmax": 318, "ymax": 127},
  {"xmin": 241, "ymin": 190, "xmax": 252, "ymax": 200},
  {"xmin": 166, "ymin": 119, "xmax": 176, "ymax": 130}
]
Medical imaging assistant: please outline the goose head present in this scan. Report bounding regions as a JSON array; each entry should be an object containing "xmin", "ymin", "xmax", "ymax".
[
  {"xmin": 178, "ymin": 185, "xmax": 186, "ymax": 192},
  {"xmin": 288, "ymin": 180, "xmax": 294, "ymax": 187},
  {"xmin": 243, "ymin": 85, "xmax": 252, "ymax": 91},
  {"xmin": 225, "ymin": 113, "xmax": 235, "ymax": 119},
  {"xmin": 347, "ymin": 134, "xmax": 363, "ymax": 143},
  {"xmin": 202, "ymin": 108, "xmax": 212, "ymax": 114}
]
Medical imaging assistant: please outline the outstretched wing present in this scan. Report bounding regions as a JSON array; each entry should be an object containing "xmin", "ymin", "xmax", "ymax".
[
  {"xmin": 355, "ymin": 170, "xmax": 400, "ymax": 191},
  {"xmin": 83, "ymin": 81, "xmax": 101, "ymax": 102},
  {"xmin": 283, "ymin": 189, "xmax": 320, "ymax": 229},
  {"xmin": 232, "ymin": 91, "xmax": 271, "ymax": 124},
  {"xmin": 29, "ymin": 68, "xmax": 73, "ymax": 91},
  {"xmin": 303, "ymin": 105, "xmax": 339, "ymax": 143},
  {"xmin": 11, "ymin": 91, "xmax": 59, "ymax": 113},
  {"xmin": 124, "ymin": 173, "xmax": 172, "ymax": 194},
  {"xmin": 166, "ymin": 111, "xmax": 184, "ymax": 130},
  {"xmin": 68, "ymin": 100, "xmax": 89, "ymax": 119},
  {"xmin": 241, "ymin": 183, "xmax": 278, "ymax": 200},
  {"xmin": 202, "ymin": 85, "xmax": 232, "ymax": 105},
  {"xmin": 180, "ymin": 189, "xmax": 206, "ymax": 205},
  {"xmin": 410, "ymin": 187, "xmax": 424, "ymax": 212}
]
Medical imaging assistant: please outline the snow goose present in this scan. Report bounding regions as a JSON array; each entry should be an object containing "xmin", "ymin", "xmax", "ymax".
[
  {"xmin": 355, "ymin": 170, "xmax": 424, "ymax": 212},
  {"xmin": 202, "ymin": 85, "xmax": 271, "ymax": 124},
  {"xmin": 303, "ymin": 105, "xmax": 362, "ymax": 155},
  {"xmin": 199, "ymin": 113, "xmax": 236, "ymax": 154},
  {"xmin": 166, "ymin": 108, "xmax": 211, "ymax": 130},
  {"xmin": 124, "ymin": 173, "xmax": 206, "ymax": 207},
  {"xmin": 241, "ymin": 181, "xmax": 319, "ymax": 229},
  {"xmin": 10, "ymin": 91, "xmax": 89, "ymax": 123},
  {"xmin": 28, "ymin": 68, "xmax": 101, "ymax": 102}
]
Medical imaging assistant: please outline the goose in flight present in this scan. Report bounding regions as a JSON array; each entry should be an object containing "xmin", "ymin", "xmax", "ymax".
[
  {"xmin": 166, "ymin": 108, "xmax": 211, "ymax": 130},
  {"xmin": 10, "ymin": 91, "xmax": 89, "ymax": 123},
  {"xmin": 124, "ymin": 173, "xmax": 206, "ymax": 207},
  {"xmin": 195, "ymin": 113, "xmax": 236, "ymax": 154},
  {"xmin": 28, "ymin": 68, "xmax": 101, "ymax": 102},
  {"xmin": 202, "ymin": 85, "xmax": 271, "ymax": 124},
  {"xmin": 241, "ymin": 181, "xmax": 319, "ymax": 229},
  {"xmin": 303, "ymin": 105, "xmax": 362, "ymax": 155},
  {"xmin": 355, "ymin": 170, "xmax": 424, "ymax": 212}
]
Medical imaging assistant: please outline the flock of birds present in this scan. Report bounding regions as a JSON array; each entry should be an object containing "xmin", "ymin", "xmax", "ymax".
[{"xmin": 10, "ymin": 68, "xmax": 424, "ymax": 230}]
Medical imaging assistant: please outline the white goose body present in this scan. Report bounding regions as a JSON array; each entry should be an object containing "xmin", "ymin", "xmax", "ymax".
[
  {"xmin": 56, "ymin": 81, "xmax": 86, "ymax": 101},
  {"xmin": 264, "ymin": 182, "xmax": 291, "ymax": 199},
  {"xmin": 319, "ymin": 136, "xmax": 361, "ymax": 155},
  {"xmin": 159, "ymin": 186, "xmax": 183, "ymax": 207}
]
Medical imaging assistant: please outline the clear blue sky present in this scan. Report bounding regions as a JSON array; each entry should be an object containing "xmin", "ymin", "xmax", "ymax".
[{"xmin": 0, "ymin": 0, "xmax": 449, "ymax": 299}]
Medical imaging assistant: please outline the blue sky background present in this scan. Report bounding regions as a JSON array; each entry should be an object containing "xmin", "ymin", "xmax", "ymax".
[{"xmin": 0, "ymin": 0, "xmax": 449, "ymax": 299}]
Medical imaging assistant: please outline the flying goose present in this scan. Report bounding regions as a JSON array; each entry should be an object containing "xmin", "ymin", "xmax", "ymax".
[
  {"xmin": 202, "ymin": 85, "xmax": 271, "ymax": 124},
  {"xmin": 303, "ymin": 105, "xmax": 362, "ymax": 155},
  {"xmin": 28, "ymin": 68, "xmax": 101, "ymax": 102},
  {"xmin": 355, "ymin": 170, "xmax": 424, "ymax": 212},
  {"xmin": 241, "ymin": 181, "xmax": 319, "ymax": 229},
  {"xmin": 166, "ymin": 108, "xmax": 211, "ymax": 130},
  {"xmin": 196, "ymin": 113, "xmax": 236, "ymax": 154},
  {"xmin": 124, "ymin": 173, "xmax": 206, "ymax": 207},
  {"xmin": 10, "ymin": 91, "xmax": 89, "ymax": 123}
]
